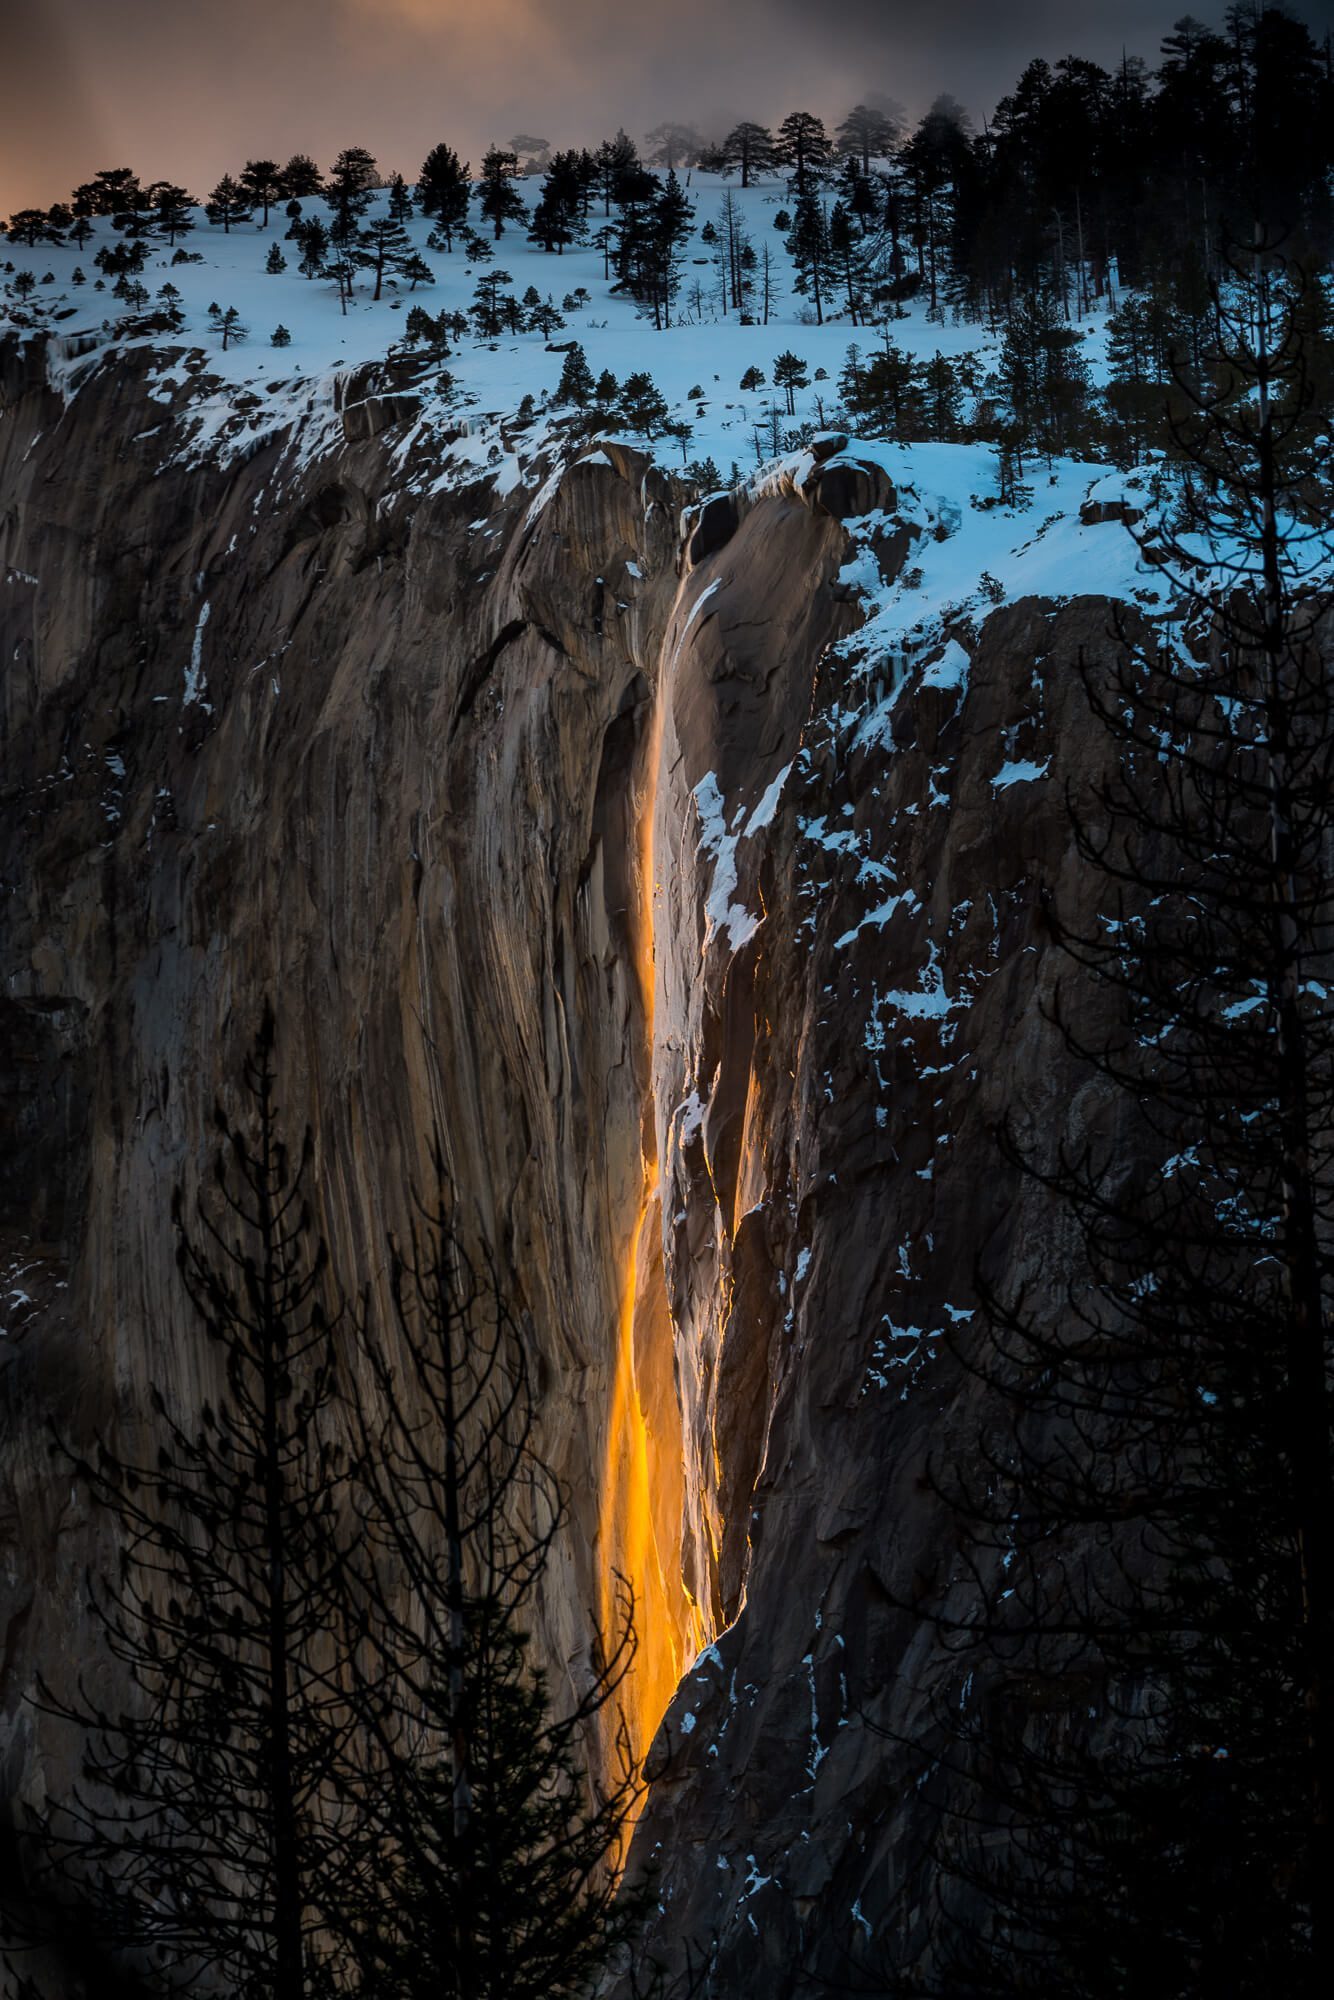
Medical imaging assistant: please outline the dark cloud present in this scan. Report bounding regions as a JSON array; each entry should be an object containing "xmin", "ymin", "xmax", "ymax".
[
  {"xmin": 766, "ymin": 0, "xmax": 1334, "ymax": 130},
  {"xmin": 4, "ymin": 1, "xmax": 1334, "ymax": 213}
]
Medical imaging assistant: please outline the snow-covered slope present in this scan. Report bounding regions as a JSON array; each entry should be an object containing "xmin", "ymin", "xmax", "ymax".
[{"xmin": 2, "ymin": 171, "xmax": 1115, "ymax": 489}]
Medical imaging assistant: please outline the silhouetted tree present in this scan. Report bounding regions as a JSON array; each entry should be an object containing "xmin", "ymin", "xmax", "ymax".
[
  {"xmin": 554, "ymin": 342, "xmax": 595, "ymax": 407},
  {"xmin": 882, "ymin": 241, "xmax": 1334, "ymax": 2000},
  {"xmin": 338, "ymin": 1182, "xmax": 649, "ymax": 2000},
  {"xmin": 355, "ymin": 213, "xmax": 411, "ymax": 301},
  {"xmin": 147, "ymin": 182, "xmax": 193, "ymax": 246},
  {"xmin": 241, "ymin": 160, "xmax": 284, "ymax": 228},
  {"xmin": 417, "ymin": 144, "xmax": 471, "ymax": 249},
  {"xmin": 324, "ymin": 148, "xmax": 378, "ymax": 240},
  {"xmin": 836, "ymin": 101, "xmax": 901, "ymax": 173},
  {"xmin": 717, "ymin": 121, "xmax": 775, "ymax": 188},
  {"xmin": 529, "ymin": 151, "xmax": 585, "ymax": 255},
  {"xmin": 207, "ymin": 175, "xmax": 250, "ymax": 233},
  {"xmin": 280, "ymin": 155, "xmax": 324, "ymax": 199},
  {"xmin": 775, "ymin": 111, "xmax": 831, "ymax": 196},
  {"xmin": 786, "ymin": 188, "xmax": 831, "ymax": 324},
  {"xmin": 23, "ymin": 1013, "xmax": 364, "ymax": 2000},
  {"xmin": 772, "ymin": 348, "xmax": 809, "ymax": 414},
  {"xmin": 477, "ymin": 149, "xmax": 526, "ymax": 240}
]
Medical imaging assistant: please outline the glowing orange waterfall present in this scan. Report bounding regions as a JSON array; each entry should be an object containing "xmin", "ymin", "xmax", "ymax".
[
  {"xmin": 597, "ymin": 680, "xmax": 699, "ymax": 1772},
  {"xmin": 599, "ymin": 1195, "xmax": 688, "ymax": 1767}
]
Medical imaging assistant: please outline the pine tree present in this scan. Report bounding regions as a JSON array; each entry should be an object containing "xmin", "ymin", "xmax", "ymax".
[
  {"xmin": 355, "ymin": 213, "xmax": 411, "ymax": 301},
  {"xmin": 593, "ymin": 130, "xmax": 639, "ymax": 216},
  {"xmin": 292, "ymin": 215, "xmax": 330, "ymax": 280},
  {"xmin": 786, "ymin": 189, "xmax": 831, "ymax": 324},
  {"xmin": 207, "ymin": 175, "xmax": 251, "ymax": 233},
  {"xmin": 840, "ymin": 336, "xmax": 924, "ymax": 438},
  {"xmin": 271, "ymin": 323, "xmax": 292, "ymax": 346},
  {"xmin": 6, "ymin": 209, "xmax": 56, "ymax": 248},
  {"xmin": 469, "ymin": 268, "xmax": 514, "ymax": 338},
  {"xmin": 662, "ymin": 416, "xmax": 693, "ymax": 464},
  {"xmin": 337, "ymin": 1190, "xmax": 649, "ymax": 2000},
  {"xmin": 324, "ymin": 148, "xmax": 378, "ymax": 240},
  {"xmin": 618, "ymin": 370, "xmax": 669, "ymax": 438},
  {"xmin": 146, "ymin": 182, "xmax": 194, "ymax": 246},
  {"xmin": 265, "ymin": 242, "xmax": 287, "ymax": 274},
  {"xmin": 828, "ymin": 200, "xmax": 868, "ymax": 322},
  {"xmin": 837, "ymin": 152, "xmax": 881, "ymax": 238},
  {"xmin": 241, "ymin": 160, "xmax": 284, "ymax": 228},
  {"xmin": 529, "ymin": 151, "xmax": 584, "ymax": 255},
  {"xmin": 759, "ymin": 240, "xmax": 781, "ymax": 325},
  {"xmin": 922, "ymin": 350, "xmax": 964, "ymax": 438},
  {"xmin": 326, "ymin": 253, "xmax": 356, "ymax": 315},
  {"xmin": 836, "ymin": 101, "xmax": 901, "ymax": 173},
  {"xmin": 417, "ymin": 144, "xmax": 471, "ymax": 249},
  {"xmin": 280, "ymin": 155, "xmax": 324, "ymax": 199},
  {"xmin": 715, "ymin": 190, "xmax": 752, "ymax": 317},
  {"xmin": 526, "ymin": 295, "xmax": 564, "ymax": 336},
  {"xmin": 23, "ymin": 1015, "xmax": 367, "ymax": 2000},
  {"xmin": 772, "ymin": 349, "xmax": 810, "ymax": 415},
  {"xmin": 82, "ymin": 167, "xmax": 143, "ymax": 217},
  {"xmin": 155, "ymin": 281, "xmax": 185, "ymax": 332},
  {"xmin": 554, "ymin": 342, "xmax": 595, "ymax": 407},
  {"xmin": 1000, "ymin": 286, "xmax": 1092, "ymax": 462},
  {"xmin": 117, "ymin": 276, "xmax": 151, "ymax": 313},
  {"xmin": 890, "ymin": 245, "xmax": 1334, "ymax": 1999},
  {"xmin": 477, "ymin": 148, "xmax": 526, "ymax": 240},
  {"xmin": 386, "ymin": 173, "xmax": 414, "ymax": 223},
  {"xmin": 775, "ymin": 111, "xmax": 832, "ymax": 196},
  {"xmin": 648, "ymin": 169, "xmax": 694, "ymax": 328},
  {"xmin": 719, "ymin": 121, "xmax": 775, "ymax": 188},
  {"xmin": 401, "ymin": 252, "xmax": 434, "ymax": 292},
  {"xmin": 209, "ymin": 302, "xmax": 248, "ymax": 348}
]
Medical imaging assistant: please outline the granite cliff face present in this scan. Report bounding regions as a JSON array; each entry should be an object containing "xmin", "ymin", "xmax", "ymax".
[{"xmin": 1, "ymin": 332, "xmax": 1137, "ymax": 1993}]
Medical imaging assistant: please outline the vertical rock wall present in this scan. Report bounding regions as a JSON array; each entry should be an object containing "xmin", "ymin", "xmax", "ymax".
[{"xmin": 2, "ymin": 338, "xmax": 1126, "ymax": 1994}]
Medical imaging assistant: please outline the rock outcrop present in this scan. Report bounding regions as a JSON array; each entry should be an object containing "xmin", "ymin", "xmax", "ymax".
[{"xmin": 1, "ymin": 335, "xmax": 1140, "ymax": 1993}]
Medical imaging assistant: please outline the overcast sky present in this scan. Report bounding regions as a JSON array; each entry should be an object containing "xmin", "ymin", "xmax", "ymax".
[{"xmin": 3, "ymin": 0, "xmax": 1334, "ymax": 212}]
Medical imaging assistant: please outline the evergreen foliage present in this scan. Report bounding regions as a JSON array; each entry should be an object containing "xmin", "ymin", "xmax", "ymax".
[
  {"xmin": 148, "ymin": 183, "xmax": 193, "ymax": 246},
  {"xmin": 529, "ymin": 151, "xmax": 586, "ymax": 255},
  {"xmin": 22, "ymin": 1015, "xmax": 361, "ymax": 2000},
  {"xmin": 618, "ymin": 369, "xmax": 669, "ymax": 437},
  {"xmin": 882, "ymin": 244, "xmax": 1334, "ymax": 1998},
  {"xmin": 774, "ymin": 111, "xmax": 831, "ymax": 196},
  {"xmin": 772, "ymin": 348, "xmax": 809, "ymax": 414},
  {"xmin": 554, "ymin": 342, "xmax": 595, "ymax": 406},
  {"xmin": 338, "ymin": 1188, "xmax": 648, "ymax": 2000},
  {"xmin": 355, "ymin": 213, "xmax": 411, "ymax": 301},
  {"xmin": 280, "ymin": 155, "xmax": 324, "ymax": 198},
  {"xmin": 207, "ymin": 175, "xmax": 250, "ymax": 233},
  {"xmin": 836, "ymin": 101, "xmax": 902, "ymax": 173},
  {"xmin": 415, "ymin": 144, "xmax": 470, "ymax": 251},
  {"xmin": 786, "ymin": 189, "xmax": 831, "ymax": 324},
  {"xmin": 477, "ymin": 149, "xmax": 526, "ymax": 241},
  {"xmin": 240, "ymin": 160, "xmax": 284, "ymax": 228},
  {"xmin": 324, "ymin": 148, "xmax": 378, "ymax": 241},
  {"xmin": 718, "ymin": 122, "xmax": 775, "ymax": 188}
]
